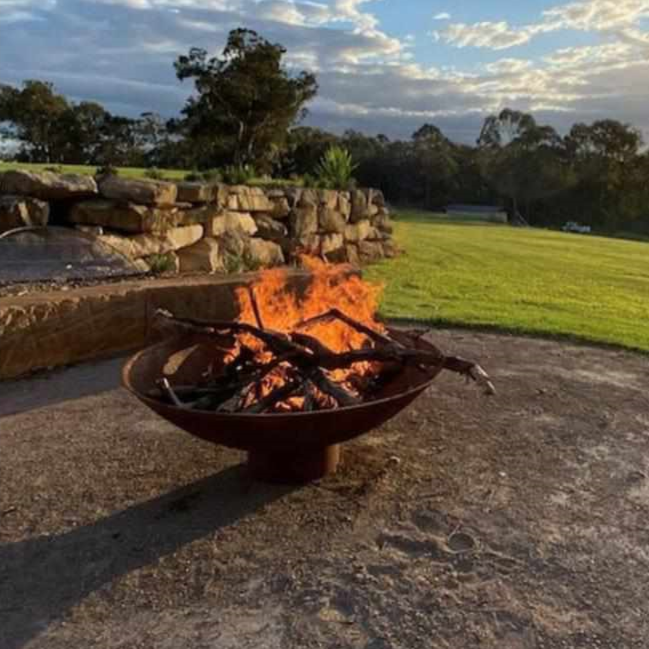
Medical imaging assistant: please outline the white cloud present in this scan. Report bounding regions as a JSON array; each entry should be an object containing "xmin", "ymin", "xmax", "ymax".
[
  {"xmin": 433, "ymin": 12, "xmax": 450, "ymax": 21},
  {"xmin": 438, "ymin": 0, "xmax": 649, "ymax": 50}
]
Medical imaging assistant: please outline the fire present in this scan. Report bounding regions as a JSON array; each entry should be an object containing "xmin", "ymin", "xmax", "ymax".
[
  {"xmin": 230, "ymin": 257, "xmax": 386, "ymax": 410},
  {"xmin": 235, "ymin": 256, "xmax": 384, "ymax": 349}
]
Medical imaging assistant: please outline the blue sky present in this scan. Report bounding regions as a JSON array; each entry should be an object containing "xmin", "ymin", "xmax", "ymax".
[{"xmin": 1, "ymin": 0, "xmax": 649, "ymax": 143}]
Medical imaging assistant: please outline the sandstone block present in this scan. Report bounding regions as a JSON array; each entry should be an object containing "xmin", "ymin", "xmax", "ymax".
[
  {"xmin": 318, "ymin": 208, "xmax": 346, "ymax": 234},
  {"xmin": 270, "ymin": 197, "xmax": 291, "ymax": 219},
  {"xmin": 176, "ymin": 182, "xmax": 213, "ymax": 204},
  {"xmin": 321, "ymin": 233, "xmax": 344, "ymax": 256},
  {"xmin": 98, "ymin": 175, "xmax": 177, "ymax": 205},
  {"xmin": 69, "ymin": 200, "xmax": 181, "ymax": 234},
  {"xmin": 0, "ymin": 195, "xmax": 49, "ymax": 233},
  {"xmin": 254, "ymin": 214, "xmax": 288, "ymax": 240},
  {"xmin": 344, "ymin": 220, "xmax": 372, "ymax": 242},
  {"xmin": 358, "ymin": 240, "xmax": 385, "ymax": 262},
  {"xmin": 318, "ymin": 189, "xmax": 338, "ymax": 209},
  {"xmin": 337, "ymin": 194, "xmax": 351, "ymax": 221},
  {"xmin": 246, "ymin": 238, "xmax": 285, "ymax": 268},
  {"xmin": 177, "ymin": 238, "xmax": 223, "ymax": 273},
  {"xmin": 0, "ymin": 170, "xmax": 97, "ymax": 201},
  {"xmin": 291, "ymin": 206, "xmax": 318, "ymax": 237}
]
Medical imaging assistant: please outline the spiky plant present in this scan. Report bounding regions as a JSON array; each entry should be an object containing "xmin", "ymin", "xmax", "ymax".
[{"xmin": 315, "ymin": 146, "xmax": 358, "ymax": 190}]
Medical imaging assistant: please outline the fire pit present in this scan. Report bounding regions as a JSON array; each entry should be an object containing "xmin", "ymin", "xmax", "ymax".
[{"xmin": 123, "ymin": 259, "xmax": 493, "ymax": 483}]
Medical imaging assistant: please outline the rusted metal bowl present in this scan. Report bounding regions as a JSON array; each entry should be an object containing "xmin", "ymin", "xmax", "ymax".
[{"xmin": 123, "ymin": 328, "xmax": 444, "ymax": 483}]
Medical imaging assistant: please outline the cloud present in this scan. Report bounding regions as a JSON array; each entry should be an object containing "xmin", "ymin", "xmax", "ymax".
[
  {"xmin": 1, "ymin": 0, "xmax": 649, "ymax": 144},
  {"xmin": 437, "ymin": 0, "xmax": 649, "ymax": 50},
  {"xmin": 433, "ymin": 12, "xmax": 450, "ymax": 21}
]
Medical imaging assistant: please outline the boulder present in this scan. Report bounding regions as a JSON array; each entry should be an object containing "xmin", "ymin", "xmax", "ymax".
[
  {"xmin": 75, "ymin": 224, "xmax": 104, "ymax": 236},
  {"xmin": 223, "ymin": 211, "xmax": 257, "ymax": 236},
  {"xmin": 344, "ymin": 220, "xmax": 372, "ymax": 242},
  {"xmin": 337, "ymin": 194, "xmax": 351, "ymax": 221},
  {"xmin": 246, "ymin": 239, "xmax": 285, "ymax": 268},
  {"xmin": 318, "ymin": 208, "xmax": 346, "ymax": 234},
  {"xmin": 291, "ymin": 205, "xmax": 318, "ymax": 237},
  {"xmin": 254, "ymin": 214, "xmax": 288, "ymax": 240},
  {"xmin": 130, "ymin": 225, "xmax": 203, "ymax": 258},
  {"xmin": 269, "ymin": 197, "xmax": 291, "ymax": 219},
  {"xmin": 177, "ymin": 238, "xmax": 223, "ymax": 273},
  {"xmin": 298, "ymin": 188, "xmax": 318, "ymax": 208},
  {"xmin": 350, "ymin": 189, "xmax": 368, "ymax": 222},
  {"xmin": 0, "ymin": 195, "xmax": 49, "ymax": 233},
  {"xmin": 284, "ymin": 187, "xmax": 302, "ymax": 208},
  {"xmin": 213, "ymin": 183, "xmax": 229, "ymax": 207},
  {"xmin": 178, "ymin": 204, "xmax": 222, "ymax": 227},
  {"xmin": 132, "ymin": 258, "xmax": 151, "ymax": 273},
  {"xmin": 205, "ymin": 214, "xmax": 227, "ymax": 238},
  {"xmin": 218, "ymin": 230, "xmax": 248, "ymax": 258},
  {"xmin": 358, "ymin": 240, "xmax": 385, "ymax": 262},
  {"xmin": 227, "ymin": 193, "xmax": 272, "ymax": 212},
  {"xmin": 97, "ymin": 234, "xmax": 136, "ymax": 259},
  {"xmin": 266, "ymin": 189, "xmax": 286, "ymax": 199},
  {"xmin": 69, "ymin": 200, "xmax": 180, "ymax": 234},
  {"xmin": 294, "ymin": 234, "xmax": 321, "ymax": 254},
  {"xmin": 374, "ymin": 211, "xmax": 393, "ymax": 234},
  {"xmin": 318, "ymin": 189, "xmax": 338, "ymax": 209},
  {"xmin": 0, "ymin": 170, "xmax": 97, "ymax": 201},
  {"xmin": 176, "ymin": 182, "xmax": 213, "ymax": 204},
  {"xmin": 321, "ymin": 233, "xmax": 344, "ymax": 256},
  {"xmin": 98, "ymin": 175, "xmax": 177, "ymax": 205},
  {"xmin": 345, "ymin": 244, "xmax": 360, "ymax": 266},
  {"xmin": 370, "ymin": 188, "xmax": 385, "ymax": 207}
]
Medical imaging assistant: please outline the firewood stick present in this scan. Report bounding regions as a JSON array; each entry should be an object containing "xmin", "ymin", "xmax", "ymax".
[
  {"xmin": 308, "ymin": 368, "xmax": 361, "ymax": 407},
  {"xmin": 247, "ymin": 285, "xmax": 265, "ymax": 330},
  {"xmin": 158, "ymin": 378, "xmax": 185, "ymax": 408},
  {"xmin": 296, "ymin": 308, "xmax": 394, "ymax": 347}
]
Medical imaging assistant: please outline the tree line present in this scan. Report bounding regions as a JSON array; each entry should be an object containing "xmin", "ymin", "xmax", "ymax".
[{"xmin": 1, "ymin": 28, "xmax": 648, "ymax": 235}]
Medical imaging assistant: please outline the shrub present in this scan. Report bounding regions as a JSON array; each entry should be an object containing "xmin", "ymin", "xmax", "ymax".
[
  {"xmin": 144, "ymin": 167, "xmax": 165, "ymax": 180},
  {"xmin": 147, "ymin": 253, "xmax": 177, "ymax": 274},
  {"xmin": 222, "ymin": 164, "xmax": 256, "ymax": 185},
  {"xmin": 183, "ymin": 169, "xmax": 202, "ymax": 182},
  {"xmin": 95, "ymin": 164, "xmax": 119, "ymax": 178},
  {"xmin": 314, "ymin": 146, "xmax": 357, "ymax": 190},
  {"xmin": 201, "ymin": 168, "xmax": 223, "ymax": 183}
]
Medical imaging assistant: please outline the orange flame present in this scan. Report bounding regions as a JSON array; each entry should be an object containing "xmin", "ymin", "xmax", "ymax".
[{"xmin": 231, "ymin": 257, "xmax": 385, "ymax": 409}]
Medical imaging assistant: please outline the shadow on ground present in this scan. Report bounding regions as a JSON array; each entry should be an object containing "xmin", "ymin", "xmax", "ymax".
[{"xmin": 0, "ymin": 465, "xmax": 296, "ymax": 649}]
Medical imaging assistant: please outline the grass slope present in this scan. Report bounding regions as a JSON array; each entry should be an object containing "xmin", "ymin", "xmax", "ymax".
[{"xmin": 365, "ymin": 209, "xmax": 649, "ymax": 352}]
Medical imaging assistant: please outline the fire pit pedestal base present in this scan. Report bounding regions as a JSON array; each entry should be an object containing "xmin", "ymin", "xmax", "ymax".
[{"xmin": 247, "ymin": 444, "xmax": 341, "ymax": 484}]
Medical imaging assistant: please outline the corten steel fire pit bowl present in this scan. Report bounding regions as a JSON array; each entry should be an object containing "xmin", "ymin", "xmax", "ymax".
[{"xmin": 123, "ymin": 329, "xmax": 446, "ymax": 484}]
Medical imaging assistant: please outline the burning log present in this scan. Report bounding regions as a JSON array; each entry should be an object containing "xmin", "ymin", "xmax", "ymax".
[{"xmin": 151, "ymin": 305, "xmax": 494, "ymax": 414}]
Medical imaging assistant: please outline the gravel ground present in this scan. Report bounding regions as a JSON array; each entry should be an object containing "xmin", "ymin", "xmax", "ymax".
[{"xmin": 1, "ymin": 330, "xmax": 648, "ymax": 649}]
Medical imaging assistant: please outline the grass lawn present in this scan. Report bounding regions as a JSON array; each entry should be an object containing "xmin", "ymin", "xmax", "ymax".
[
  {"xmin": 0, "ymin": 161, "xmax": 189, "ymax": 180},
  {"xmin": 365, "ymin": 209, "xmax": 649, "ymax": 352}
]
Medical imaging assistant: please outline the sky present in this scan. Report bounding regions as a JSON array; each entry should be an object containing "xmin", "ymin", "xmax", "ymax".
[{"xmin": 1, "ymin": 0, "xmax": 649, "ymax": 143}]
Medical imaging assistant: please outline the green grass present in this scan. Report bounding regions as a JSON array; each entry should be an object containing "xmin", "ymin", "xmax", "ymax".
[
  {"xmin": 0, "ymin": 161, "xmax": 303, "ymax": 186},
  {"xmin": 365, "ymin": 209, "xmax": 649, "ymax": 352},
  {"xmin": 0, "ymin": 161, "xmax": 190, "ymax": 180}
]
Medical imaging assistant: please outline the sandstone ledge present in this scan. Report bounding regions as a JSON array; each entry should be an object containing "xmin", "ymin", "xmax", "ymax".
[{"xmin": 0, "ymin": 272, "xmax": 311, "ymax": 380}]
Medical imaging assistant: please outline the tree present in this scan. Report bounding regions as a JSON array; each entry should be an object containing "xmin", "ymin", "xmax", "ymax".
[
  {"xmin": 0, "ymin": 80, "xmax": 69, "ymax": 162},
  {"xmin": 410, "ymin": 124, "xmax": 458, "ymax": 208},
  {"xmin": 477, "ymin": 109, "xmax": 568, "ymax": 222},
  {"xmin": 174, "ymin": 28, "xmax": 318, "ymax": 170}
]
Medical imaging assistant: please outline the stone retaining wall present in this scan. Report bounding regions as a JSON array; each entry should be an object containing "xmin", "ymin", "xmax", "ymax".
[
  {"xmin": 0, "ymin": 271, "xmax": 311, "ymax": 380},
  {"xmin": 0, "ymin": 170, "xmax": 396, "ymax": 274}
]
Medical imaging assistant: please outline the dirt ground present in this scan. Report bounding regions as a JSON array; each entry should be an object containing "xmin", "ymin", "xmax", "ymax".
[{"xmin": 1, "ymin": 330, "xmax": 648, "ymax": 649}]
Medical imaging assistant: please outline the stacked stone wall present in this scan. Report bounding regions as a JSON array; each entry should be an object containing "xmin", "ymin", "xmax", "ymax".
[{"xmin": 0, "ymin": 170, "xmax": 396, "ymax": 274}]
